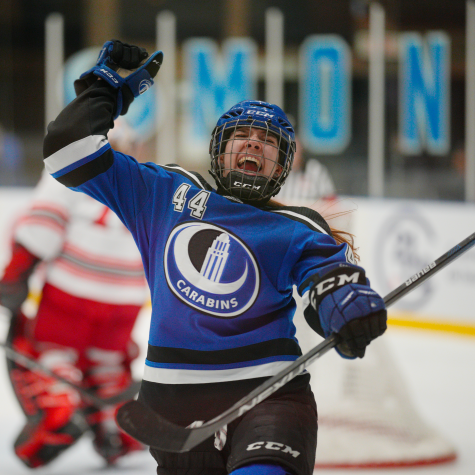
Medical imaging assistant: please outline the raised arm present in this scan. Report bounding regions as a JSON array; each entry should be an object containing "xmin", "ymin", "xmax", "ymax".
[{"xmin": 42, "ymin": 40, "xmax": 163, "ymax": 231}]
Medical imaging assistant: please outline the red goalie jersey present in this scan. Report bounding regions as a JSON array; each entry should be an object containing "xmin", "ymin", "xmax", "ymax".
[{"xmin": 1, "ymin": 168, "xmax": 148, "ymax": 468}]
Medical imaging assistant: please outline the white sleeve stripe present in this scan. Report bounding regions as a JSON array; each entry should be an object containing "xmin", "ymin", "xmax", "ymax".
[
  {"xmin": 271, "ymin": 210, "xmax": 328, "ymax": 235},
  {"xmin": 44, "ymin": 135, "xmax": 108, "ymax": 175},
  {"xmin": 302, "ymin": 290, "xmax": 311, "ymax": 309},
  {"xmin": 161, "ymin": 165, "xmax": 205, "ymax": 189}
]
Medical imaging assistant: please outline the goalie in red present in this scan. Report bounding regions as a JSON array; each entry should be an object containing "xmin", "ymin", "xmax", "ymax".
[{"xmin": 0, "ymin": 120, "xmax": 148, "ymax": 467}]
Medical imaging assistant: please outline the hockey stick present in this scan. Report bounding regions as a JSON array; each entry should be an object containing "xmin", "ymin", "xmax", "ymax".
[
  {"xmin": 0, "ymin": 340, "xmax": 141, "ymax": 407},
  {"xmin": 116, "ymin": 231, "xmax": 475, "ymax": 452}
]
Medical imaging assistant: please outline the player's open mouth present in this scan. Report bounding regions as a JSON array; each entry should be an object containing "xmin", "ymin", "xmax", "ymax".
[{"xmin": 237, "ymin": 156, "xmax": 262, "ymax": 173}]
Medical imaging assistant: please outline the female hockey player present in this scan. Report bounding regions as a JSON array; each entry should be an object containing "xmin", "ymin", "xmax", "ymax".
[
  {"xmin": 42, "ymin": 40, "xmax": 387, "ymax": 475},
  {"xmin": 0, "ymin": 119, "xmax": 148, "ymax": 468}
]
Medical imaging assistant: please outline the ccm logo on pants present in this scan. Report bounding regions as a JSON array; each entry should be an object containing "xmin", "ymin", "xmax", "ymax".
[{"xmin": 246, "ymin": 441, "xmax": 300, "ymax": 458}]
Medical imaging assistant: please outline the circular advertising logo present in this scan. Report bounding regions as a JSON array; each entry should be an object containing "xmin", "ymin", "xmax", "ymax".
[{"xmin": 374, "ymin": 208, "xmax": 436, "ymax": 309}]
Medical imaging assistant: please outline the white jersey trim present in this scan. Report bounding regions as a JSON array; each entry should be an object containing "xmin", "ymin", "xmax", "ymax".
[
  {"xmin": 143, "ymin": 360, "xmax": 293, "ymax": 385},
  {"xmin": 45, "ymin": 135, "xmax": 108, "ymax": 175},
  {"xmin": 302, "ymin": 289, "xmax": 311, "ymax": 311},
  {"xmin": 271, "ymin": 210, "xmax": 329, "ymax": 235}
]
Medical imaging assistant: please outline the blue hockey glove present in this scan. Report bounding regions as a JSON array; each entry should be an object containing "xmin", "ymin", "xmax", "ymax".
[
  {"xmin": 74, "ymin": 40, "xmax": 163, "ymax": 119},
  {"xmin": 307, "ymin": 263, "xmax": 387, "ymax": 359}
]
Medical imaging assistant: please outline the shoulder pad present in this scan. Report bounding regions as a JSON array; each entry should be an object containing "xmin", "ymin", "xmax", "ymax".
[
  {"xmin": 160, "ymin": 164, "xmax": 213, "ymax": 191},
  {"xmin": 267, "ymin": 206, "xmax": 332, "ymax": 236}
]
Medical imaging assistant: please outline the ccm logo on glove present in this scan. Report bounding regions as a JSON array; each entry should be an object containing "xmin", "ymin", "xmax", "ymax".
[
  {"xmin": 98, "ymin": 69, "xmax": 119, "ymax": 84},
  {"xmin": 309, "ymin": 265, "xmax": 367, "ymax": 311},
  {"xmin": 311, "ymin": 271, "xmax": 361, "ymax": 302}
]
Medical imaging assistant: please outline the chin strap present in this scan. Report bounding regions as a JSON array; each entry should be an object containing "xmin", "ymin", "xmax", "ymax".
[{"xmin": 212, "ymin": 169, "xmax": 280, "ymax": 206}]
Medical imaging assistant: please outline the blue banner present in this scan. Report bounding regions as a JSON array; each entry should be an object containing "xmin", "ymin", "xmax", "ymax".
[
  {"xmin": 299, "ymin": 35, "xmax": 351, "ymax": 154},
  {"xmin": 399, "ymin": 32, "xmax": 451, "ymax": 155}
]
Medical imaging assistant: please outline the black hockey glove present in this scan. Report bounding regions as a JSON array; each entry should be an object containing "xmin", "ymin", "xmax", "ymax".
[
  {"xmin": 74, "ymin": 40, "xmax": 163, "ymax": 119},
  {"xmin": 306, "ymin": 262, "xmax": 387, "ymax": 359},
  {"xmin": 0, "ymin": 281, "xmax": 29, "ymax": 314}
]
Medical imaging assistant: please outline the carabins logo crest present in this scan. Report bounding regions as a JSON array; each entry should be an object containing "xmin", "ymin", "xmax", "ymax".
[{"xmin": 164, "ymin": 222, "xmax": 260, "ymax": 317}]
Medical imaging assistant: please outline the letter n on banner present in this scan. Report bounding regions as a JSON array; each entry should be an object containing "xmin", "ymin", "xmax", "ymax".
[
  {"xmin": 182, "ymin": 38, "xmax": 257, "ymax": 159},
  {"xmin": 399, "ymin": 32, "xmax": 451, "ymax": 155},
  {"xmin": 299, "ymin": 35, "xmax": 352, "ymax": 154}
]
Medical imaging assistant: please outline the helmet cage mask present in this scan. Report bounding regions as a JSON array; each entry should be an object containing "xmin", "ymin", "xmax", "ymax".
[{"xmin": 209, "ymin": 102, "xmax": 296, "ymax": 204}]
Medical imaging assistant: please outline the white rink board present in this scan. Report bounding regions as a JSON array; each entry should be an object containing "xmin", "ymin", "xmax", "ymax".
[{"xmin": 347, "ymin": 197, "xmax": 475, "ymax": 324}]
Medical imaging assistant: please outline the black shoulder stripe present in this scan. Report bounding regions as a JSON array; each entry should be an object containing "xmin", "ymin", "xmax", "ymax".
[
  {"xmin": 161, "ymin": 164, "xmax": 212, "ymax": 190},
  {"xmin": 189, "ymin": 171, "xmax": 213, "ymax": 191},
  {"xmin": 269, "ymin": 206, "xmax": 333, "ymax": 236},
  {"xmin": 55, "ymin": 149, "xmax": 114, "ymax": 188}
]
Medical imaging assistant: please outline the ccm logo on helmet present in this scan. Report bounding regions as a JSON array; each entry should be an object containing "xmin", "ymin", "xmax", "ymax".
[
  {"xmin": 245, "ymin": 109, "xmax": 275, "ymax": 118},
  {"xmin": 234, "ymin": 181, "xmax": 261, "ymax": 190},
  {"xmin": 246, "ymin": 441, "xmax": 300, "ymax": 458}
]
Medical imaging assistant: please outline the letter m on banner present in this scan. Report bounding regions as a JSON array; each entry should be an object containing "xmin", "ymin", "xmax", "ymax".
[
  {"xmin": 399, "ymin": 32, "xmax": 451, "ymax": 155},
  {"xmin": 183, "ymin": 38, "xmax": 257, "ymax": 157}
]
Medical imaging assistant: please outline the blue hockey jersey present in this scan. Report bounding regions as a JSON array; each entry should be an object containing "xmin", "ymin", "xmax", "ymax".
[{"xmin": 43, "ymin": 82, "xmax": 353, "ymax": 388}]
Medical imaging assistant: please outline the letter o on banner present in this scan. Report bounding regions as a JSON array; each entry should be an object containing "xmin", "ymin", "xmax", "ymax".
[{"xmin": 299, "ymin": 35, "xmax": 352, "ymax": 154}]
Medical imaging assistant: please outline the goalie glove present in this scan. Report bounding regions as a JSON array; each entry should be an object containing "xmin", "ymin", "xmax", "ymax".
[
  {"xmin": 74, "ymin": 40, "xmax": 163, "ymax": 120},
  {"xmin": 305, "ymin": 262, "xmax": 387, "ymax": 359}
]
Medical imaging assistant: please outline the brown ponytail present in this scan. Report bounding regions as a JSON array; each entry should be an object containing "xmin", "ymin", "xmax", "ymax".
[{"xmin": 326, "ymin": 226, "xmax": 359, "ymax": 262}]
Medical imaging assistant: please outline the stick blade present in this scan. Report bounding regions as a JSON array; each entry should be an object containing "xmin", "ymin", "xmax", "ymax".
[
  {"xmin": 117, "ymin": 400, "xmax": 197, "ymax": 452},
  {"xmin": 103, "ymin": 380, "xmax": 141, "ymax": 405}
]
